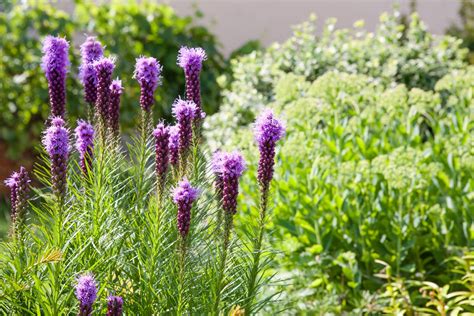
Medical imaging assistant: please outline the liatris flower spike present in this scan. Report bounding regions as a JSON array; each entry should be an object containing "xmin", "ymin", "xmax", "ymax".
[
  {"xmin": 211, "ymin": 151, "xmax": 246, "ymax": 215},
  {"xmin": 79, "ymin": 37, "xmax": 104, "ymax": 105},
  {"xmin": 107, "ymin": 296, "xmax": 123, "ymax": 316},
  {"xmin": 133, "ymin": 57, "xmax": 162, "ymax": 112},
  {"xmin": 94, "ymin": 57, "xmax": 115, "ymax": 124},
  {"xmin": 153, "ymin": 123, "xmax": 170, "ymax": 197},
  {"xmin": 75, "ymin": 274, "xmax": 98, "ymax": 316},
  {"xmin": 108, "ymin": 79, "xmax": 123, "ymax": 135},
  {"xmin": 42, "ymin": 117, "xmax": 70, "ymax": 200},
  {"xmin": 4, "ymin": 167, "xmax": 30, "ymax": 238},
  {"xmin": 168, "ymin": 125, "xmax": 180, "ymax": 167},
  {"xmin": 173, "ymin": 179, "xmax": 199, "ymax": 238},
  {"xmin": 177, "ymin": 47, "xmax": 207, "ymax": 120},
  {"xmin": 172, "ymin": 98, "xmax": 197, "ymax": 157},
  {"xmin": 42, "ymin": 36, "xmax": 69, "ymax": 118},
  {"xmin": 211, "ymin": 151, "xmax": 225, "ymax": 201},
  {"xmin": 254, "ymin": 109, "xmax": 285, "ymax": 190},
  {"xmin": 75, "ymin": 120, "xmax": 95, "ymax": 175}
]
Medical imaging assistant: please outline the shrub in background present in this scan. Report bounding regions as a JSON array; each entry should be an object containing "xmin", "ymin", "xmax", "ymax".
[
  {"xmin": 0, "ymin": 34, "xmax": 284, "ymax": 314},
  {"xmin": 205, "ymin": 12, "xmax": 468, "ymax": 150},
  {"xmin": 0, "ymin": 0, "xmax": 224, "ymax": 160}
]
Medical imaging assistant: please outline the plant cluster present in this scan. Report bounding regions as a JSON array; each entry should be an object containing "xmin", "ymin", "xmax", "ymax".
[
  {"xmin": 0, "ymin": 34, "xmax": 285, "ymax": 315},
  {"xmin": 0, "ymin": 0, "xmax": 224, "ymax": 159}
]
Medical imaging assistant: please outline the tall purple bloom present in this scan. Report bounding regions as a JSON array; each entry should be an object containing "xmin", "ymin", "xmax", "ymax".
[
  {"xmin": 75, "ymin": 120, "xmax": 95, "ymax": 174},
  {"xmin": 94, "ymin": 57, "xmax": 115, "ymax": 123},
  {"xmin": 177, "ymin": 47, "xmax": 207, "ymax": 121},
  {"xmin": 79, "ymin": 37, "xmax": 104, "ymax": 105},
  {"xmin": 211, "ymin": 151, "xmax": 246, "ymax": 215},
  {"xmin": 172, "ymin": 99, "xmax": 197, "ymax": 158},
  {"xmin": 108, "ymin": 79, "xmax": 123, "ymax": 134},
  {"xmin": 107, "ymin": 296, "xmax": 123, "ymax": 316},
  {"xmin": 133, "ymin": 57, "xmax": 162, "ymax": 112},
  {"xmin": 168, "ymin": 125, "xmax": 180, "ymax": 167},
  {"xmin": 42, "ymin": 117, "xmax": 70, "ymax": 199},
  {"xmin": 172, "ymin": 179, "xmax": 199, "ymax": 238},
  {"xmin": 75, "ymin": 274, "xmax": 98, "ymax": 316},
  {"xmin": 254, "ymin": 109, "xmax": 285, "ymax": 190},
  {"xmin": 153, "ymin": 123, "xmax": 170, "ymax": 195},
  {"xmin": 42, "ymin": 36, "xmax": 69, "ymax": 118},
  {"xmin": 4, "ymin": 167, "xmax": 30, "ymax": 237}
]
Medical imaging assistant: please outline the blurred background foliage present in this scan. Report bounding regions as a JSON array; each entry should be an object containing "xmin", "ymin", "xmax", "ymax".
[{"xmin": 0, "ymin": 0, "xmax": 225, "ymax": 161}]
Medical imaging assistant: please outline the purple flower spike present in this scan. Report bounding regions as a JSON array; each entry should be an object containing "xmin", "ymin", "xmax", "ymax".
[
  {"xmin": 107, "ymin": 296, "xmax": 123, "ymax": 316},
  {"xmin": 42, "ymin": 36, "xmax": 69, "ymax": 118},
  {"xmin": 254, "ymin": 109, "xmax": 285, "ymax": 189},
  {"xmin": 75, "ymin": 120, "xmax": 94, "ymax": 174},
  {"xmin": 212, "ymin": 151, "xmax": 246, "ymax": 215},
  {"xmin": 79, "ymin": 37, "xmax": 104, "ymax": 105},
  {"xmin": 168, "ymin": 125, "xmax": 180, "ymax": 167},
  {"xmin": 94, "ymin": 57, "xmax": 115, "ymax": 123},
  {"xmin": 108, "ymin": 79, "xmax": 123, "ymax": 134},
  {"xmin": 173, "ymin": 179, "xmax": 199, "ymax": 238},
  {"xmin": 42, "ymin": 117, "xmax": 69, "ymax": 199},
  {"xmin": 80, "ymin": 36, "xmax": 104, "ymax": 64},
  {"xmin": 172, "ymin": 99, "xmax": 197, "ymax": 158},
  {"xmin": 4, "ymin": 167, "xmax": 30, "ymax": 236},
  {"xmin": 133, "ymin": 57, "xmax": 162, "ymax": 112},
  {"xmin": 177, "ymin": 47, "xmax": 207, "ymax": 120},
  {"xmin": 75, "ymin": 274, "xmax": 98, "ymax": 316},
  {"xmin": 153, "ymin": 123, "xmax": 170, "ymax": 193}
]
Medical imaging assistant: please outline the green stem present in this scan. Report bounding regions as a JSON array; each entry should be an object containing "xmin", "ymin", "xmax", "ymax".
[
  {"xmin": 177, "ymin": 238, "xmax": 187, "ymax": 315},
  {"xmin": 214, "ymin": 213, "xmax": 233, "ymax": 315}
]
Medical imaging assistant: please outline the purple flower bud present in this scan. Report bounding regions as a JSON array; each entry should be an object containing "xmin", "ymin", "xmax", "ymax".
[
  {"xmin": 42, "ymin": 36, "xmax": 69, "ymax": 118},
  {"xmin": 212, "ymin": 151, "xmax": 246, "ymax": 215},
  {"xmin": 75, "ymin": 274, "xmax": 97, "ymax": 316},
  {"xmin": 108, "ymin": 79, "xmax": 123, "ymax": 134},
  {"xmin": 80, "ymin": 36, "xmax": 104, "ymax": 64},
  {"xmin": 4, "ymin": 167, "xmax": 30, "ymax": 235},
  {"xmin": 172, "ymin": 179, "xmax": 199, "ymax": 238},
  {"xmin": 106, "ymin": 296, "xmax": 123, "ymax": 316},
  {"xmin": 75, "ymin": 120, "xmax": 94, "ymax": 174},
  {"xmin": 42, "ymin": 117, "xmax": 70, "ymax": 198},
  {"xmin": 94, "ymin": 57, "xmax": 115, "ymax": 123},
  {"xmin": 172, "ymin": 99, "xmax": 197, "ymax": 157},
  {"xmin": 133, "ymin": 57, "xmax": 162, "ymax": 112},
  {"xmin": 153, "ymin": 123, "xmax": 170, "ymax": 192},
  {"xmin": 168, "ymin": 125, "xmax": 180, "ymax": 167},
  {"xmin": 177, "ymin": 47, "xmax": 207, "ymax": 120},
  {"xmin": 254, "ymin": 109, "xmax": 285, "ymax": 189}
]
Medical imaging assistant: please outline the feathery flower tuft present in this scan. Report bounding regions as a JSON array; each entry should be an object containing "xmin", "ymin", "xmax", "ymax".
[
  {"xmin": 172, "ymin": 98, "xmax": 197, "ymax": 159},
  {"xmin": 94, "ymin": 57, "xmax": 115, "ymax": 123},
  {"xmin": 4, "ymin": 167, "xmax": 30, "ymax": 237},
  {"xmin": 168, "ymin": 125, "xmax": 180, "ymax": 166},
  {"xmin": 42, "ymin": 117, "xmax": 69, "ymax": 199},
  {"xmin": 106, "ymin": 296, "xmax": 123, "ymax": 316},
  {"xmin": 173, "ymin": 179, "xmax": 199, "ymax": 238},
  {"xmin": 108, "ymin": 79, "xmax": 123, "ymax": 134},
  {"xmin": 254, "ymin": 109, "xmax": 285, "ymax": 189},
  {"xmin": 133, "ymin": 57, "xmax": 162, "ymax": 112},
  {"xmin": 75, "ymin": 120, "xmax": 95, "ymax": 174},
  {"xmin": 153, "ymin": 123, "xmax": 170, "ymax": 195},
  {"xmin": 79, "ymin": 37, "xmax": 103, "ymax": 106},
  {"xmin": 42, "ymin": 36, "xmax": 69, "ymax": 118},
  {"xmin": 177, "ymin": 47, "xmax": 207, "ymax": 120},
  {"xmin": 212, "ymin": 151, "xmax": 246, "ymax": 215},
  {"xmin": 75, "ymin": 274, "xmax": 97, "ymax": 316}
]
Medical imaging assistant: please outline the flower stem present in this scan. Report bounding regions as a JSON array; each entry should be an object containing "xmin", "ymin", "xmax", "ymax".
[{"xmin": 214, "ymin": 213, "xmax": 233, "ymax": 315}]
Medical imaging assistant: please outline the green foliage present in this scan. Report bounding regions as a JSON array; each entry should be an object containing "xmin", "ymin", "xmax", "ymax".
[
  {"xmin": 447, "ymin": 0, "xmax": 474, "ymax": 64},
  {"xmin": 205, "ymin": 12, "xmax": 468, "ymax": 149},
  {"xmin": 0, "ymin": 1, "xmax": 224, "ymax": 159},
  {"xmin": 220, "ymin": 65, "xmax": 474, "ymax": 313}
]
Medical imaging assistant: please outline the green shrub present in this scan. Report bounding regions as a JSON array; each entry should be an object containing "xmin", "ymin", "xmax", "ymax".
[
  {"xmin": 216, "ymin": 66, "xmax": 474, "ymax": 313},
  {"xmin": 0, "ymin": 1, "xmax": 224, "ymax": 159},
  {"xmin": 205, "ymin": 12, "xmax": 468, "ymax": 149}
]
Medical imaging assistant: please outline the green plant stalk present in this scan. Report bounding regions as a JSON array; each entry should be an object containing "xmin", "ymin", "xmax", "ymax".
[
  {"xmin": 137, "ymin": 109, "xmax": 152, "ymax": 208},
  {"xmin": 177, "ymin": 237, "xmax": 187, "ymax": 315},
  {"xmin": 245, "ymin": 183, "xmax": 269, "ymax": 315},
  {"xmin": 214, "ymin": 212, "xmax": 233, "ymax": 315}
]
